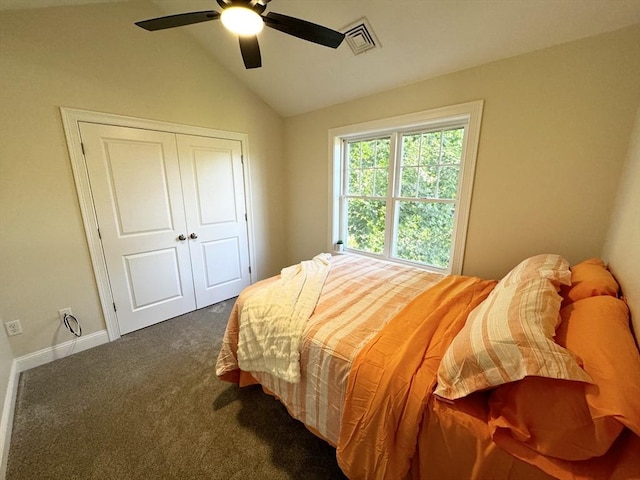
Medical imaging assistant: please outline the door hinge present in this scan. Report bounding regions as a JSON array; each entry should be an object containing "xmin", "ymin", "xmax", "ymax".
[
  {"xmin": 248, "ymin": 266, "xmax": 252, "ymax": 274},
  {"xmin": 97, "ymin": 228, "xmax": 102, "ymax": 239},
  {"xmin": 113, "ymin": 302, "xmax": 117, "ymax": 312},
  {"xmin": 245, "ymin": 213, "xmax": 248, "ymax": 221},
  {"xmin": 81, "ymin": 142, "xmax": 85, "ymax": 155},
  {"xmin": 241, "ymin": 154, "xmax": 244, "ymax": 164}
]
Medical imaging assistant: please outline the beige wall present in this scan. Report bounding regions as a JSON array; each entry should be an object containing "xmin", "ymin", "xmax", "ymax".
[
  {"xmin": 603, "ymin": 108, "xmax": 640, "ymax": 341},
  {"xmin": 0, "ymin": 3, "xmax": 287, "ymax": 357},
  {"xmin": 284, "ymin": 26, "xmax": 640, "ymax": 280}
]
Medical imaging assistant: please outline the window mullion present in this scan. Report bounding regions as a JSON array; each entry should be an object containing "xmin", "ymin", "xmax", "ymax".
[
  {"xmin": 384, "ymin": 132, "xmax": 401, "ymax": 258},
  {"xmin": 416, "ymin": 133, "xmax": 423, "ymax": 199},
  {"xmin": 435, "ymin": 130, "xmax": 445, "ymax": 198},
  {"xmin": 395, "ymin": 197, "xmax": 455, "ymax": 204},
  {"xmin": 339, "ymin": 139, "xmax": 349, "ymax": 242}
]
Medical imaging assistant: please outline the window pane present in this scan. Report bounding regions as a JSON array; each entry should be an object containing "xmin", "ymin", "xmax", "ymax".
[
  {"xmin": 400, "ymin": 166, "xmax": 418, "ymax": 197},
  {"xmin": 347, "ymin": 142, "xmax": 361, "ymax": 170},
  {"xmin": 402, "ymin": 134, "xmax": 420, "ymax": 166},
  {"xmin": 347, "ymin": 168, "xmax": 360, "ymax": 195},
  {"xmin": 374, "ymin": 168, "xmax": 388, "ymax": 196},
  {"xmin": 418, "ymin": 166, "xmax": 438, "ymax": 198},
  {"xmin": 347, "ymin": 137, "xmax": 390, "ymax": 198},
  {"xmin": 441, "ymin": 128, "xmax": 463, "ymax": 164},
  {"xmin": 375, "ymin": 138, "xmax": 390, "ymax": 169},
  {"xmin": 421, "ymin": 132, "xmax": 442, "ymax": 165},
  {"xmin": 438, "ymin": 166, "xmax": 459, "ymax": 199},
  {"xmin": 396, "ymin": 201, "xmax": 455, "ymax": 269},
  {"xmin": 400, "ymin": 129, "xmax": 463, "ymax": 200},
  {"xmin": 361, "ymin": 168, "xmax": 375, "ymax": 196},
  {"xmin": 346, "ymin": 198, "xmax": 386, "ymax": 255},
  {"xmin": 362, "ymin": 140, "xmax": 376, "ymax": 168}
]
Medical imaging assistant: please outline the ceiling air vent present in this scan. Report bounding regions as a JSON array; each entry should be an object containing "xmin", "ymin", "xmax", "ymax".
[{"xmin": 342, "ymin": 17, "xmax": 380, "ymax": 55}]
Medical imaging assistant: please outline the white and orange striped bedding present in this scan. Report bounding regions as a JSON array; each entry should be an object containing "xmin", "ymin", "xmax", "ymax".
[
  {"xmin": 215, "ymin": 254, "xmax": 640, "ymax": 480},
  {"xmin": 216, "ymin": 253, "xmax": 444, "ymax": 444}
]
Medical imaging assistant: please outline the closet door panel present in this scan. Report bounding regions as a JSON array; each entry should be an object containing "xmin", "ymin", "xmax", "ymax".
[
  {"xmin": 194, "ymin": 149, "xmax": 237, "ymax": 224},
  {"xmin": 79, "ymin": 123, "xmax": 196, "ymax": 334},
  {"xmin": 201, "ymin": 237, "xmax": 243, "ymax": 285},
  {"xmin": 177, "ymin": 134, "xmax": 251, "ymax": 307}
]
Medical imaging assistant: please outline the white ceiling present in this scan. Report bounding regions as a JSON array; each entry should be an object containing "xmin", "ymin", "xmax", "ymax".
[{"xmin": 2, "ymin": 0, "xmax": 640, "ymax": 116}]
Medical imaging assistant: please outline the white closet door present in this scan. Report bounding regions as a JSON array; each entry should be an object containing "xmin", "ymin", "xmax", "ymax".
[
  {"xmin": 79, "ymin": 123, "xmax": 196, "ymax": 334},
  {"xmin": 177, "ymin": 134, "xmax": 251, "ymax": 307}
]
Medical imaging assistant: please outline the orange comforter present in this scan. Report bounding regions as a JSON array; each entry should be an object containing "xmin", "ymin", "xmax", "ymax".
[
  {"xmin": 217, "ymin": 255, "xmax": 639, "ymax": 479},
  {"xmin": 336, "ymin": 272, "xmax": 640, "ymax": 480},
  {"xmin": 337, "ymin": 275, "xmax": 496, "ymax": 480}
]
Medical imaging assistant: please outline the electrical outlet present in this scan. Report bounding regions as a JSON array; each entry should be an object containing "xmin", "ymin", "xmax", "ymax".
[
  {"xmin": 58, "ymin": 307, "xmax": 73, "ymax": 323},
  {"xmin": 5, "ymin": 320, "xmax": 22, "ymax": 336}
]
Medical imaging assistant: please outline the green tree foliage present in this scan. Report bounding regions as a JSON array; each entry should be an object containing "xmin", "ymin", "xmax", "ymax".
[
  {"xmin": 344, "ymin": 128, "xmax": 464, "ymax": 269},
  {"xmin": 396, "ymin": 202, "xmax": 454, "ymax": 268},
  {"xmin": 346, "ymin": 199, "xmax": 386, "ymax": 254}
]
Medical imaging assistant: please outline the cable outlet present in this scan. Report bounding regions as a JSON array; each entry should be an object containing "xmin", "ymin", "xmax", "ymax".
[
  {"xmin": 5, "ymin": 320, "xmax": 22, "ymax": 336},
  {"xmin": 58, "ymin": 307, "xmax": 73, "ymax": 323}
]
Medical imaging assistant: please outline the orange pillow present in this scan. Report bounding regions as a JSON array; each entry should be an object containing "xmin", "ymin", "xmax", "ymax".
[
  {"xmin": 488, "ymin": 295, "xmax": 640, "ymax": 460},
  {"xmin": 560, "ymin": 258, "xmax": 619, "ymax": 305}
]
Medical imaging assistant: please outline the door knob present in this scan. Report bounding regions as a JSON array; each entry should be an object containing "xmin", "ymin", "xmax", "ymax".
[
  {"xmin": 178, "ymin": 234, "xmax": 186, "ymax": 241},
  {"xmin": 189, "ymin": 233, "xmax": 198, "ymax": 239}
]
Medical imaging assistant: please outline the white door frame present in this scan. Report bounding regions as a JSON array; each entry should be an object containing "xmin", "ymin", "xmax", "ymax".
[{"xmin": 60, "ymin": 107, "xmax": 256, "ymax": 341}]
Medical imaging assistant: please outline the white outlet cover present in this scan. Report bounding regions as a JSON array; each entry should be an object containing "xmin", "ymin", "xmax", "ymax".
[
  {"xmin": 5, "ymin": 320, "xmax": 22, "ymax": 336},
  {"xmin": 58, "ymin": 308, "xmax": 73, "ymax": 322}
]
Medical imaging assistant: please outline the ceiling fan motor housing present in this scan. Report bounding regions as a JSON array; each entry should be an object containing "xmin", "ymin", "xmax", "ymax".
[{"xmin": 217, "ymin": 0, "xmax": 269, "ymax": 14}]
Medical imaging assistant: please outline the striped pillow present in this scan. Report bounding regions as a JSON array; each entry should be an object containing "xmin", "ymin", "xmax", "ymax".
[
  {"xmin": 435, "ymin": 271, "xmax": 591, "ymax": 400},
  {"xmin": 499, "ymin": 253, "xmax": 572, "ymax": 288}
]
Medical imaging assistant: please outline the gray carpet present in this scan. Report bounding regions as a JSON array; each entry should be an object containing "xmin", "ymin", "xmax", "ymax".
[{"xmin": 7, "ymin": 300, "xmax": 348, "ymax": 480}]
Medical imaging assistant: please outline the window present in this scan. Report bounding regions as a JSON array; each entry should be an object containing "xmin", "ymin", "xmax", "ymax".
[{"xmin": 329, "ymin": 101, "xmax": 483, "ymax": 274}]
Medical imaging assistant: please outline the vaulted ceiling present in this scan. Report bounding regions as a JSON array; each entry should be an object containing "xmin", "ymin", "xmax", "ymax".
[{"xmin": 2, "ymin": 0, "xmax": 639, "ymax": 116}]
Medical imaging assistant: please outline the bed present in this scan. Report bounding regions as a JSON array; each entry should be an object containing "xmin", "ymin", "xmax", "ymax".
[{"xmin": 216, "ymin": 253, "xmax": 640, "ymax": 480}]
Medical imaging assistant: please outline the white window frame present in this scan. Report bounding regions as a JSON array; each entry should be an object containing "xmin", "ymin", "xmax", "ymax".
[{"xmin": 328, "ymin": 100, "xmax": 484, "ymax": 274}]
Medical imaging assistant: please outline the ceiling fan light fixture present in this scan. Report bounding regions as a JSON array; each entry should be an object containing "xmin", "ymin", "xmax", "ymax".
[
  {"xmin": 135, "ymin": 3, "xmax": 346, "ymax": 69},
  {"xmin": 221, "ymin": 7, "xmax": 264, "ymax": 36}
]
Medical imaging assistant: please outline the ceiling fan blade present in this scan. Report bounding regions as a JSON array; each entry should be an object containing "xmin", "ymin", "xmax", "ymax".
[
  {"xmin": 239, "ymin": 35, "xmax": 262, "ymax": 69},
  {"xmin": 135, "ymin": 11, "xmax": 220, "ymax": 31},
  {"xmin": 264, "ymin": 12, "xmax": 345, "ymax": 49}
]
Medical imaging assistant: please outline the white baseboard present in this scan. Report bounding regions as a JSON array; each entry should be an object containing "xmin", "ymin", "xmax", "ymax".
[
  {"xmin": 0, "ymin": 359, "xmax": 18, "ymax": 480},
  {"xmin": 14, "ymin": 330, "xmax": 109, "ymax": 372},
  {"xmin": 0, "ymin": 329, "xmax": 109, "ymax": 478}
]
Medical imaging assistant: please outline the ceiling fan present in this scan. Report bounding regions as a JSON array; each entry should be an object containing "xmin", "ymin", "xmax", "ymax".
[{"xmin": 135, "ymin": 0, "xmax": 346, "ymax": 69}]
